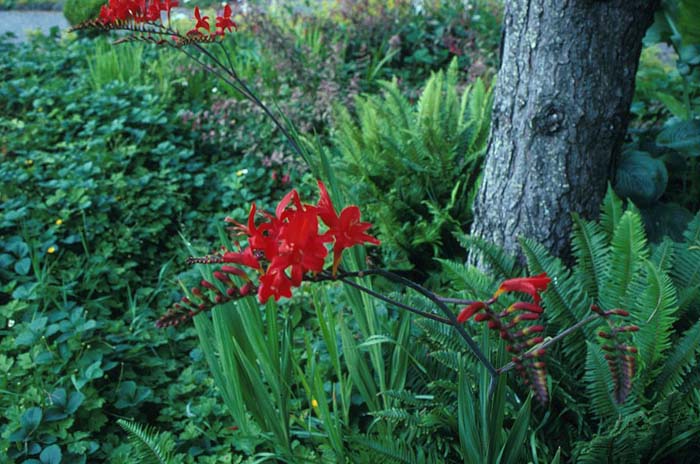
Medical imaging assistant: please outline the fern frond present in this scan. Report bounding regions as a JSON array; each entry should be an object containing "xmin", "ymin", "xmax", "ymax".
[
  {"xmin": 117, "ymin": 420, "xmax": 176, "ymax": 464},
  {"xmin": 352, "ymin": 436, "xmax": 419, "ymax": 464},
  {"xmin": 435, "ymin": 258, "xmax": 495, "ymax": 301},
  {"xmin": 368, "ymin": 407, "xmax": 418, "ymax": 426},
  {"xmin": 671, "ymin": 213, "xmax": 700, "ymax": 296},
  {"xmin": 651, "ymin": 237, "xmax": 675, "ymax": 273},
  {"xmin": 427, "ymin": 351, "xmax": 461, "ymax": 372},
  {"xmin": 380, "ymin": 390, "xmax": 434, "ymax": 406},
  {"xmin": 520, "ymin": 238, "xmax": 591, "ymax": 328},
  {"xmin": 632, "ymin": 261, "xmax": 678, "ymax": 375},
  {"xmin": 414, "ymin": 318, "xmax": 472, "ymax": 358},
  {"xmin": 571, "ymin": 414, "xmax": 645, "ymax": 464},
  {"xmin": 600, "ymin": 210, "xmax": 649, "ymax": 310},
  {"xmin": 584, "ymin": 342, "xmax": 621, "ymax": 420},
  {"xmin": 455, "ymin": 233, "xmax": 517, "ymax": 280},
  {"xmin": 600, "ymin": 184, "xmax": 624, "ymax": 240},
  {"xmin": 571, "ymin": 213, "xmax": 609, "ymax": 301},
  {"xmin": 654, "ymin": 320, "xmax": 700, "ymax": 398}
]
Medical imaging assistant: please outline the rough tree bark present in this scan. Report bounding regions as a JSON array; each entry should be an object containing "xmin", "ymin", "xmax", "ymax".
[{"xmin": 471, "ymin": 0, "xmax": 658, "ymax": 262}]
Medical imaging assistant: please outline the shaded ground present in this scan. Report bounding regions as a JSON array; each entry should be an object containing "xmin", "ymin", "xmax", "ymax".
[{"xmin": 0, "ymin": 10, "xmax": 68, "ymax": 42}]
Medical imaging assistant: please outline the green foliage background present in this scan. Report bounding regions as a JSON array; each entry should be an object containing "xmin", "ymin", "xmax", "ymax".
[{"xmin": 1, "ymin": 0, "xmax": 699, "ymax": 462}]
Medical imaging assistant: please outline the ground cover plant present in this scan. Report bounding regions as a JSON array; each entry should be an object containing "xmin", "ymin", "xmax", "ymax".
[{"xmin": 2, "ymin": 0, "xmax": 699, "ymax": 463}]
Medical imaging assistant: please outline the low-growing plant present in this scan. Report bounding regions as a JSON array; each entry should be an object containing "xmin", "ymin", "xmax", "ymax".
[
  {"xmin": 317, "ymin": 59, "xmax": 493, "ymax": 274},
  {"xmin": 618, "ymin": 0, "xmax": 700, "ymax": 240},
  {"xmin": 68, "ymin": 6, "xmax": 700, "ymax": 464}
]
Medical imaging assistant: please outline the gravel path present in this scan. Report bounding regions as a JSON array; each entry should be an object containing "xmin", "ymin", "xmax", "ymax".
[{"xmin": 0, "ymin": 11, "xmax": 68, "ymax": 43}]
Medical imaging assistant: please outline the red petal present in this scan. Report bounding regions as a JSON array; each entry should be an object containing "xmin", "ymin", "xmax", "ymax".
[{"xmin": 457, "ymin": 301, "xmax": 486, "ymax": 323}]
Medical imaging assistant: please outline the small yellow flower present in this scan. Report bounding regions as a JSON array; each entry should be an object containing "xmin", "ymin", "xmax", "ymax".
[
  {"xmin": 55, "ymin": 219, "xmax": 63, "ymax": 226},
  {"xmin": 47, "ymin": 246, "xmax": 56, "ymax": 254},
  {"xmin": 25, "ymin": 159, "xmax": 33, "ymax": 166},
  {"xmin": 311, "ymin": 399, "xmax": 319, "ymax": 408},
  {"xmin": 236, "ymin": 168, "xmax": 249, "ymax": 177}
]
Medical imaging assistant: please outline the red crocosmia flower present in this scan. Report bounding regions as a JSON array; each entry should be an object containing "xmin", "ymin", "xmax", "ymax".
[
  {"xmin": 215, "ymin": 4, "xmax": 237, "ymax": 34},
  {"xmin": 505, "ymin": 301, "xmax": 544, "ymax": 315},
  {"xmin": 493, "ymin": 273, "xmax": 551, "ymax": 303},
  {"xmin": 271, "ymin": 213, "xmax": 329, "ymax": 285},
  {"xmin": 315, "ymin": 181, "xmax": 380, "ymax": 274},
  {"xmin": 457, "ymin": 301, "xmax": 487, "ymax": 323},
  {"xmin": 99, "ymin": 5, "xmax": 115, "ymax": 23},
  {"xmin": 193, "ymin": 6, "xmax": 210, "ymax": 31},
  {"xmin": 330, "ymin": 206, "xmax": 381, "ymax": 274},
  {"xmin": 275, "ymin": 188, "xmax": 309, "ymax": 221},
  {"xmin": 257, "ymin": 266, "xmax": 293, "ymax": 303},
  {"xmin": 316, "ymin": 180, "xmax": 338, "ymax": 229},
  {"xmin": 146, "ymin": 1, "xmax": 162, "ymax": 22},
  {"xmin": 221, "ymin": 248, "xmax": 261, "ymax": 270}
]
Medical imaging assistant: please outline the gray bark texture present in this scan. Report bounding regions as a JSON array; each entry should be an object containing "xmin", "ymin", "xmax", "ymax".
[{"xmin": 471, "ymin": 0, "xmax": 658, "ymax": 262}]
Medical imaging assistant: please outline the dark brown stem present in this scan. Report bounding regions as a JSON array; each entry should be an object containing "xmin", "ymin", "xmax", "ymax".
[
  {"xmin": 496, "ymin": 313, "xmax": 601, "ymax": 374},
  {"xmin": 332, "ymin": 269, "xmax": 499, "ymax": 379}
]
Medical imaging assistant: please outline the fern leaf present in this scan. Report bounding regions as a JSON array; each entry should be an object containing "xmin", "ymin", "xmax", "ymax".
[
  {"xmin": 455, "ymin": 233, "xmax": 517, "ymax": 280},
  {"xmin": 600, "ymin": 210, "xmax": 649, "ymax": 310},
  {"xmin": 571, "ymin": 213, "xmax": 609, "ymax": 301},
  {"xmin": 520, "ymin": 238, "xmax": 591, "ymax": 327},
  {"xmin": 117, "ymin": 420, "xmax": 176, "ymax": 464},
  {"xmin": 353, "ymin": 436, "xmax": 418, "ymax": 464},
  {"xmin": 654, "ymin": 320, "xmax": 700, "ymax": 397},
  {"xmin": 632, "ymin": 261, "xmax": 678, "ymax": 375},
  {"xmin": 435, "ymin": 258, "xmax": 495, "ymax": 301},
  {"xmin": 584, "ymin": 342, "xmax": 620, "ymax": 420},
  {"xmin": 651, "ymin": 237, "xmax": 675, "ymax": 273},
  {"xmin": 600, "ymin": 184, "xmax": 624, "ymax": 240},
  {"xmin": 671, "ymin": 213, "xmax": 700, "ymax": 290}
]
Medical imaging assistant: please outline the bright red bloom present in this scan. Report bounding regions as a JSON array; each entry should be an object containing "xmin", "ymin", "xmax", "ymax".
[
  {"xmin": 257, "ymin": 266, "xmax": 292, "ymax": 302},
  {"xmin": 504, "ymin": 301, "xmax": 544, "ymax": 315},
  {"xmin": 97, "ymin": 0, "xmax": 178, "ymax": 24},
  {"xmin": 457, "ymin": 301, "xmax": 487, "ymax": 323},
  {"xmin": 316, "ymin": 181, "xmax": 380, "ymax": 274},
  {"xmin": 215, "ymin": 4, "xmax": 237, "ymax": 34},
  {"xmin": 493, "ymin": 273, "xmax": 551, "ymax": 303},
  {"xmin": 221, "ymin": 248, "xmax": 261, "ymax": 270},
  {"xmin": 193, "ymin": 6, "xmax": 210, "ymax": 31},
  {"xmin": 228, "ymin": 204, "xmax": 278, "ymax": 261},
  {"xmin": 269, "ymin": 206, "xmax": 329, "ymax": 286}
]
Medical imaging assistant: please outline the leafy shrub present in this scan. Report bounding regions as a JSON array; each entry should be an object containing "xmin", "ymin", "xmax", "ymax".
[
  {"xmin": 368, "ymin": 188, "xmax": 700, "ymax": 463},
  {"xmin": 63, "ymin": 0, "xmax": 105, "ymax": 25},
  {"xmin": 318, "ymin": 59, "xmax": 493, "ymax": 273},
  {"xmin": 0, "ymin": 34, "xmax": 290, "ymax": 462},
  {"xmin": 620, "ymin": 0, "xmax": 700, "ymax": 240},
  {"xmin": 516, "ymin": 188, "xmax": 700, "ymax": 461}
]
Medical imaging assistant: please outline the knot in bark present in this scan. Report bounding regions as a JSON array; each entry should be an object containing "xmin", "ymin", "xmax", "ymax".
[{"xmin": 532, "ymin": 103, "xmax": 565, "ymax": 136}]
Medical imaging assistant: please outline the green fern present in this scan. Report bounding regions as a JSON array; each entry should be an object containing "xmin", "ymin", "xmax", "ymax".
[
  {"xmin": 117, "ymin": 420, "xmax": 177, "ymax": 464},
  {"xmin": 571, "ymin": 213, "xmax": 609, "ymax": 301},
  {"xmin": 455, "ymin": 233, "xmax": 517, "ymax": 280},
  {"xmin": 654, "ymin": 320, "xmax": 700, "ymax": 397},
  {"xmin": 632, "ymin": 262, "xmax": 679, "ymax": 377},
  {"xmin": 600, "ymin": 183, "xmax": 625, "ymax": 240},
  {"xmin": 519, "ymin": 237, "xmax": 592, "ymax": 370},
  {"xmin": 671, "ymin": 213, "xmax": 700, "ymax": 288},
  {"xmin": 584, "ymin": 342, "xmax": 623, "ymax": 420},
  {"xmin": 324, "ymin": 58, "xmax": 493, "ymax": 271},
  {"xmin": 599, "ymin": 210, "xmax": 649, "ymax": 310}
]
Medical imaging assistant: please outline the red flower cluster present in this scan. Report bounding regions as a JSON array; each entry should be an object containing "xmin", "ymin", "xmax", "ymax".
[
  {"xmin": 97, "ymin": 1, "xmax": 237, "ymax": 38},
  {"xmin": 458, "ymin": 274, "xmax": 551, "ymax": 404},
  {"xmin": 99, "ymin": 0, "xmax": 179, "ymax": 24},
  {"xmin": 189, "ymin": 5, "xmax": 237, "ymax": 37},
  {"xmin": 592, "ymin": 305, "xmax": 638, "ymax": 404},
  {"xmin": 157, "ymin": 181, "xmax": 379, "ymax": 328},
  {"xmin": 226, "ymin": 180, "xmax": 380, "ymax": 302}
]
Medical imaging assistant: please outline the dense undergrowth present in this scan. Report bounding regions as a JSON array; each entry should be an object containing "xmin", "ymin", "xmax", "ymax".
[{"xmin": 1, "ymin": 0, "xmax": 699, "ymax": 462}]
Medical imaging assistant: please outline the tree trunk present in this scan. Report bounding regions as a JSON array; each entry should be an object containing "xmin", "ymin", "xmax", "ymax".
[{"xmin": 471, "ymin": 0, "xmax": 658, "ymax": 262}]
